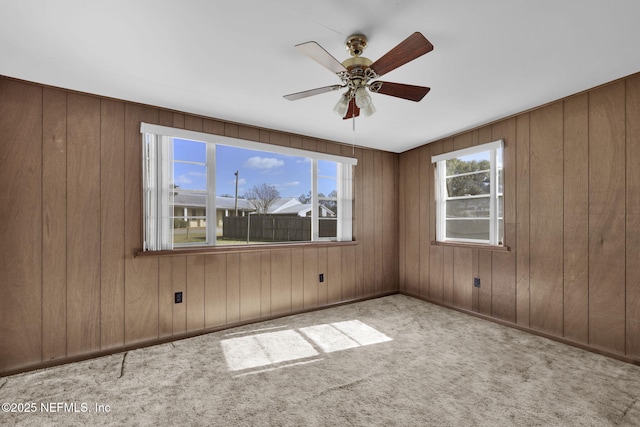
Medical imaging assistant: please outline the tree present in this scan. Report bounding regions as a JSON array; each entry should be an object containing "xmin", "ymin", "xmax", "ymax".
[
  {"xmin": 319, "ymin": 190, "xmax": 337, "ymax": 214},
  {"xmin": 298, "ymin": 191, "xmax": 311, "ymax": 204},
  {"xmin": 244, "ymin": 183, "xmax": 280, "ymax": 214},
  {"xmin": 446, "ymin": 158, "xmax": 490, "ymax": 196}
]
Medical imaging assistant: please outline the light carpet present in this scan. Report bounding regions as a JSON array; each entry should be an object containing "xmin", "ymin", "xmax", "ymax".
[{"xmin": 2, "ymin": 294, "xmax": 640, "ymax": 426}]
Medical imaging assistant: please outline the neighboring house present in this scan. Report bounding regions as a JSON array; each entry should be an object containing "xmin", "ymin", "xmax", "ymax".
[
  {"xmin": 267, "ymin": 197, "xmax": 336, "ymax": 218},
  {"xmin": 173, "ymin": 194, "xmax": 335, "ymax": 233},
  {"xmin": 173, "ymin": 193, "xmax": 254, "ymax": 230}
]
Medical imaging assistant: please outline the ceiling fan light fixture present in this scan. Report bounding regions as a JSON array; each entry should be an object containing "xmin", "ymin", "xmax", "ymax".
[
  {"xmin": 355, "ymin": 87, "xmax": 372, "ymax": 109},
  {"xmin": 333, "ymin": 94, "xmax": 349, "ymax": 116},
  {"xmin": 362, "ymin": 103, "xmax": 376, "ymax": 117}
]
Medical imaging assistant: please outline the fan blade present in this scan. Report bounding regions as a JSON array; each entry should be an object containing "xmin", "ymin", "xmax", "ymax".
[
  {"xmin": 373, "ymin": 81, "xmax": 431, "ymax": 102},
  {"xmin": 283, "ymin": 85, "xmax": 343, "ymax": 101},
  {"xmin": 295, "ymin": 41, "xmax": 347, "ymax": 75},
  {"xmin": 370, "ymin": 32, "xmax": 434, "ymax": 77},
  {"xmin": 343, "ymin": 98, "xmax": 360, "ymax": 120}
]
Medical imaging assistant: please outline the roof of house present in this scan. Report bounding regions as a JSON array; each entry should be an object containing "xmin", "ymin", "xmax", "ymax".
[
  {"xmin": 174, "ymin": 193, "xmax": 253, "ymax": 211},
  {"xmin": 173, "ymin": 193, "xmax": 334, "ymax": 217}
]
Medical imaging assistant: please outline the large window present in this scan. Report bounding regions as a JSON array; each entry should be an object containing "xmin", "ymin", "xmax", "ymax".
[
  {"xmin": 432, "ymin": 140, "xmax": 503, "ymax": 246},
  {"xmin": 141, "ymin": 123, "xmax": 356, "ymax": 251}
]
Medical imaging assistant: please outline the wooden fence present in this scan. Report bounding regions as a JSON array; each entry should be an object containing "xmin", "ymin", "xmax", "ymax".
[{"xmin": 222, "ymin": 215, "xmax": 336, "ymax": 241}]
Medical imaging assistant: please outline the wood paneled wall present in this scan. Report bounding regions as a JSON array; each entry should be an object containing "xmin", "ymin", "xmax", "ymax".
[
  {"xmin": 399, "ymin": 72, "xmax": 640, "ymax": 361},
  {"xmin": 0, "ymin": 76, "xmax": 398, "ymax": 375}
]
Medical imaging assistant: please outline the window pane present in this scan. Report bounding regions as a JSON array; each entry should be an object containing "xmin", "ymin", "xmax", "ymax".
[
  {"xmin": 173, "ymin": 163, "xmax": 206, "ymax": 191},
  {"xmin": 319, "ymin": 218, "xmax": 337, "ymax": 238},
  {"xmin": 446, "ymin": 197, "xmax": 490, "ymax": 218},
  {"xmin": 446, "ymin": 155, "xmax": 489, "ymax": 176},
  {"xmin": 446, "ymin": 171, "xmax": 490, "ymax": 196},
  {"xmin": 216, "ymin": 144, "xmax": 312, "ymax": 244},
  {"xmin": 174, "ymin": 138, "xmax": 206, "ymax": 163},
  {"xmin": 446, "ymin": 219, "xmax": 490, "ymax": 241},
  {"xmin": 173, "ymin": 217, "xmax": 207, "ymax": 244},
  {"xmin": 319, "ymin": 202, "xmax": 338, "ymax": 238}
]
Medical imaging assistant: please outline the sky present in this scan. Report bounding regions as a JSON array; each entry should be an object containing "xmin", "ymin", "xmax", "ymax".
[{"xmin": 172, "ymin": 139, "xmax": 336, "ymax": 199}]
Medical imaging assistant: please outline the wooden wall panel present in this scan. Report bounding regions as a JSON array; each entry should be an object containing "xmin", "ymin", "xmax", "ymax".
[
  {"xmin": 443, "ymin": 247, "xmax": 454, "ymax": 305},
  {"xmin": 226, "ymin": 253, "xmax": 240, "ymax": 323},
  {"xmin": 404, "ymin": 149, "xmax": 421, "ymax": 295},
  {"xmin": 291, "ymin": 250, "xmax": 304, "ymax": 311},
  {"xmin": 515, "ymin": 113, "xmax": 531, "ymax": 327},
  {"xmin": 42, "ymin": 88, "xmax": 67, "ymax": 361},
  {"xmin": 382, "ymin": 152, "xmax": 398, "ymax": 293},
  {"xmin": 327, "ymin": 247, "xmax": 342, "ymax": 303},
  {"xmin": 205, "ymin": 254, "xmax": 227, "ymax": 327},
  {"xmin": 100, "ymin": 99, "xmax": 126, "ymax": 350},
  {"xmin": 0, "ymin": 79, "xmax": 42, "ymax": 372},
  {"xmin": 373, "ymin": 151, "xmax": 384, "ymax": 294},
  {"xmin": 186, "ymin": 255, "xmax": 206, "ymax": 331},
  {"xmin": 240, "ymin": 252, "xmax": 261, "ymax": 321},
  {"xmin": 529, "ymin": 102, "xmax": 564, "ymax": 336},
  {"xmin": 563, "ymin": 93, "xmax": 589, "ymax": 344},
  {"xmin": 418, "ymin": 146, "xmax": 430, "ymax": 297},
  {"xmin": 317, "ymin": 248, "xmax": 328, "ymax": 306},
  {"xmin": 66, "ymin": 93, "xmax": 101, "ymax": 356},
  {"xmin": 171, "ymin": 257, "xmax": 187, "ymax": 334},
  {"xmin": 588, "ymin": 82, "xmax": 626, "ymax": 353},
  {"xmin": 341, "ymin": 245, "xmax": 356, "ymax": 300},
  {"xmin": 478, "ymin": 251, "xmax": 492, "ymax": 315},
  {"xmin": 398, "ymin": 153, "xmax": 407, "ymax": 291},
  {"xmin": 453, "ymin": 248, "xmax": 472, "ymax": 310},
  {"xmin": 261, "ymin": 252, "xmax": 271, "ymax": 317},
  {"xmin": 626, "ymin": 74, "xmax": 640, "ymax": 358},
  {"xmin": 303, "ymin": 248, "xmax": 319, "ymax": 309},
  {"xmin": 158, "ymin": 258, "xmax": 174, "ymax": 338},
  {"xmin": 270, "ymin": 250, "xmax": 292, "ymax": 316},
  {"xmin": 361, "ymin": 149, "xmax": 375, "ymax": 296}
]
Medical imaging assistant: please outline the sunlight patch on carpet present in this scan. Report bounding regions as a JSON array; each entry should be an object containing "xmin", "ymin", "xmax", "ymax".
[
  {"xmin": 221, "ymin": 330, "xmax": 318, "ymax": 371},
  {"xmin": 221, "ymin": 320, "xmax": 392, "ymax": 372}
]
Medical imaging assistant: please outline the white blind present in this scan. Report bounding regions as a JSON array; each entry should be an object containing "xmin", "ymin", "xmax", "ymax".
[{"xmin": 142, "ymin": 133, "xmax": 173, "ymax": 251}]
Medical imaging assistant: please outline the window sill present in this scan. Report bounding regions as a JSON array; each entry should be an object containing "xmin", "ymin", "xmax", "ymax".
[
  {"xmin": 135, "ymin": 240, "xmax": 358, "ymax": 257},
  {"xmin": 430, "ymin": 240, "xmax": 510, "ymax": 252}
]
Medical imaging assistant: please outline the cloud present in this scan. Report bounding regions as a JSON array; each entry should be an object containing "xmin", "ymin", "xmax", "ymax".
[
  {"xmin": 175, "ymin": 174, "xmax": 193, "ymax": 185},
  {"xmin": 175, "ymin": 171, "xmax": 206, "ymax": 186},
  {"xmin": 282, "ymin": 181, "xmax": 300, "ymax": 187},
  {"xmin": 244, "ymin": 156, "xmax": 284, "ymax": 169}
]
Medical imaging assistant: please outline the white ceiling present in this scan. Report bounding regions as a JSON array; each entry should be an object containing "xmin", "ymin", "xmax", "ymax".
[{"xmin": 2, "ymin": 0, "xmax": 640, "ymax": 153}]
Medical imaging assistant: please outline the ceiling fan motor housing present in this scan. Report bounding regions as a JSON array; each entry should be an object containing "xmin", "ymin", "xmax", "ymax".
[{"xmin": 345, "ymin": 34, "xmax": 368, "ymax": 57}]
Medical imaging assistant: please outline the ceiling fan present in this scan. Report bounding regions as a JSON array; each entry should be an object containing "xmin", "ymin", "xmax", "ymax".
[{"xmin": 284, "ymin": 32, "xmax": 433, "ymax": 119}]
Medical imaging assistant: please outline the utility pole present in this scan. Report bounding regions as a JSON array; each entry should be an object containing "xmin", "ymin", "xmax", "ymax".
[{"xmin": 234, "ymin": 171, "xmax": 239, "ymax": 216}]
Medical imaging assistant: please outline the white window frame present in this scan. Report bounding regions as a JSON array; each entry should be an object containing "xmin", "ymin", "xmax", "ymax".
[
  {"xmin": 431, "ymin": 140, "xmax": 504, "ymax": 246},
  {"xmin": 141, "ymin": 123, "xmax": 356, "ymax": 251}
]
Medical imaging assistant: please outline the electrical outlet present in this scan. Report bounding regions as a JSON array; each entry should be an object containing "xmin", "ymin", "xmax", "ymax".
[
  {"xmin": 175, "ymin": 292, "xmax": 183, "ymax": 304},
  {"xmin": 473, "ymin": 278, "xmax": 481, "ymax": 288},
  {"xmin": 319, "ymin": 273, "xmax": 324, "ymax": 283}
]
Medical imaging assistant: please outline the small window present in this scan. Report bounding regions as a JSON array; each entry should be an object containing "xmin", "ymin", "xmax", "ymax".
[
  {"xmin": 432, "ymin": 140, "xmax": 504, "ymax": 246},
  {"xmin": 141, "ymin": 123, "xmax": 356, "ymax": 251}
]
